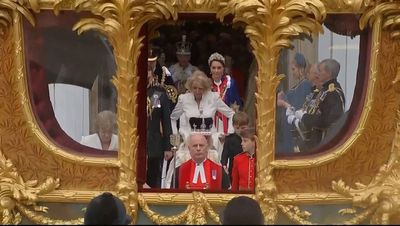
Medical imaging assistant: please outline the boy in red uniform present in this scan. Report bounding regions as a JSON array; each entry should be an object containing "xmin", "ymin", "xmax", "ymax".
[
  {"xmin": 231, "ymin": 128, "xmax": 256, "ymax": 191},
  {"xmin": 221, "ymin": 111, "xmax": 249, "ymax": 182}
]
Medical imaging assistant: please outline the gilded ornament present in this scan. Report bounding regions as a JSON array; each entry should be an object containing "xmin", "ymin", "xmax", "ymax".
[
  {"xmin": 320, "ymin": 0, "xmax": 372, "ymax": 12},
  {"xmin": 0, "ymin": 0, "xmax": 400, "ymax": 225},
  {"xmin": 0, "ymin": 151, "xmax": 82, "ymax": 224},
  {"xmin": 72, "ymin": 0, "xmax": 178, "ymax": 223},
  {"xmin": 0, "ymin": 0, "xmax": 39, "ymax": 37}
]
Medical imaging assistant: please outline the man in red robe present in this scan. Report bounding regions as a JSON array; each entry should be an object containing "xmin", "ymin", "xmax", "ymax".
[{"xmin": 175, "ymin": 133, "xmax": 229, "ymax": 190}]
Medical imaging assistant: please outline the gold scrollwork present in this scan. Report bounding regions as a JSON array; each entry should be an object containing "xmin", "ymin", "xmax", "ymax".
[
  {"xmin": 217, "ymin": 1, "xmax": 325, "ymax": 223},
  {"xmin": 278, "ymin": 204, "xmax": 313, "ymax": 225},
  {"xmin": 320, "ymin": 0, "xmax": 372, "ymax": 12},
  {"xmin": 331, "ymin": 65, "xmax": 400, "ymax": 225},
  {"xmin": 71, "ymin": 0, "xmax": 179, "ymax": 223},
  {"xmin": 360, "ymin": 1, "xmax": 400, "ymax": 40},
  {"xmin": 175, "ymin": 0, "xmax": 223, "ymax": 11},
  {"xmin": 139, "ymin": 192, "xmax": 220, "ymax": 224},
  {"xmin": 0, "ymin": 0, "xmax": 39, "ymax": 38},
  {"xmin": 0, "ymin": 151, "xmax": 82, "ymax": 224}
]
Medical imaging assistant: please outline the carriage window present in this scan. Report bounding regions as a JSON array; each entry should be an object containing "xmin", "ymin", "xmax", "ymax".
[
  {"xmin": 141, "ymin": 19, "xmax": 256, "ymax": 192},
  {"xmin": 275, "ymin": 14, "xmax": 368, "ymax": 157},
  {"xmin": 23, "ymin": 11, "xmax": 118, "ymax": 155}
]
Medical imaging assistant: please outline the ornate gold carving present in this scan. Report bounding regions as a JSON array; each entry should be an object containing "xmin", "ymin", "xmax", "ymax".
[
  {"xmin": 71, "ymin": 0, "xmax": 178, "ymax": 223},
  {"xmin": 0, "ymin": 11, "xmax": 119, "ymax": 195},
  {"xmin": 320, "ymin": 0, "xmax": 372, "ymax": 12},
  {"xmin": 332, "ymin": 111, "xmax": 400, "ymax": 224},
  {"xmin": 217, "ymin": 1, "xmax": 325, "ymax": 223},
  {"xmin": 360, "ymin": 1, "xmax": 400, "ymax": 40},
  {"xmin": 1, "ymin": 0, "xmax": 400, "ymax": 225},
  {"xmin": 175, "ymin": 0, "xmax": 223, "ymax": 11},
  {"xmin": 0, "ymin": 0, "xmax": 40, "ymax": 37},
  {"xmin": 278, "ymin": 204, "xmax": 313, "ymax": 225},
  {"xmin": 139, "ymin": 192, "xmax": 220, "ymax": 224},
  {"xmin": 0, "ymin": 151, "xmax": 82, "ymax": 224}
]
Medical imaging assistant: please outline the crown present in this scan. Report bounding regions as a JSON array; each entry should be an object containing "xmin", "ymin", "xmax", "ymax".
[
  {"xmin": 176, "ymin": 35, "xmax": 192, "ymax": 55},
  {"xmin": 208, "ymin": 52, "xmax": 225, "ymax": 66},
  {"xmin": 189, "ymin": 117, "xmax": 213, "ymax": 135}
]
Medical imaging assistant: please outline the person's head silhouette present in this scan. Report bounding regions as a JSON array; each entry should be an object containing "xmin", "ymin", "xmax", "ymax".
[
  {"xmin": 84, "ymin": 192, "xmax": 132, "ymax": 225},
  {"xmin": 221, "ymin": 196, "xmax": 264, "ymax": 225}
]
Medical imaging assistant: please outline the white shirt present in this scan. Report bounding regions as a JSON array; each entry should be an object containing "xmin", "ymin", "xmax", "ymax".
[{"xmin": 80, "ymin": 133, "xmax": 118, "ymax": 151}]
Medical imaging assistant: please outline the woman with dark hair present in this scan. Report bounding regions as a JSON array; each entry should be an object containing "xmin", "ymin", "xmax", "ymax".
[
  {"xmin": 209, "ymin": 52, "xmax": 242, "ymax": 135},
  {"xmin": 276, "ymin": 52, "xmax": 313, "ymax": 154}
]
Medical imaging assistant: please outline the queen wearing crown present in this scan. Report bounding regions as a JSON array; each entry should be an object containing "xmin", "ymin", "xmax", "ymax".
[{"xmin": 162, "ymin": 70, "xmax": 235, "ymax": 189}]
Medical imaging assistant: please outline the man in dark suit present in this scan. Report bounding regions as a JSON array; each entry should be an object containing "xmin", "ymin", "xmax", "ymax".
[
  {"xmin": 175, "ymin": 133, "xmax": 229, "ymax": 190},
  {"xmin": 145, "ymin": 51, "xmax": 174, "ymax": 188}
]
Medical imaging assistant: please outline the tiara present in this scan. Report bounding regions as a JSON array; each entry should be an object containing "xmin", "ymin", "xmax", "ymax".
[
  {"xmin": 176, "ymin": 35, "xmax": 192, "ymax": 55},
  {"xmin": 208, "ymin": 52, "xmax": 225, "ymax": 66}
]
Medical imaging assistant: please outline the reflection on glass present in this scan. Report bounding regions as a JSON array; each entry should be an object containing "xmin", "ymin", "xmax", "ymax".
[
  {"xmin": 276, "ymin": 21, "xmax": 362, "ymax": 156},
  {"xmin": 23, "ymin": 11, "xmax": 117, "ymax": 152},
  {"xmin": 142, "ymin": 21, "xmax": 256, "ymax": 192}
]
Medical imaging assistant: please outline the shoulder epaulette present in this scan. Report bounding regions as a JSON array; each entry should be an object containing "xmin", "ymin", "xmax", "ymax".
[{"xmin": 328, "ymin": 83, "xmax": 336, "ymax": 92}]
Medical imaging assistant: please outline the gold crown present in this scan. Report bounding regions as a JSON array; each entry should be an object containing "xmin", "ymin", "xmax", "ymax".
[{"xmin": 176, "ymin": 35, "xmax": 192, "ymax": 55}]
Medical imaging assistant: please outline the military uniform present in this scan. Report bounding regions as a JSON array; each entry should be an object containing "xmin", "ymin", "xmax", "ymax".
[
  {"xmin": 289, "ymin": 79, "xmax": 345, "ymax": 152},
  {"xmin": 231, "ymin": 152, "xmax": 255, "ymax": 191},
  {"xmin": 146, "ymin": 85, "xmax": 173, "ymax": 188}
]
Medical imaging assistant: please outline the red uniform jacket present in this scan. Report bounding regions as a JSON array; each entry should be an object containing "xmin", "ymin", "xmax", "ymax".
[
  {"xmin": 231, "ymin": 152, "xmax": 255, "ymax": 191},
  {"xmin": 177, "ymin": 159, "xmax": 223, "ymax": 190}
]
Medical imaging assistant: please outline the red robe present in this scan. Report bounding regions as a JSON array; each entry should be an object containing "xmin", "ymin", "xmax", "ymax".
[
  {"xmin": 178, "ymin": 159, "xmax": 223, "ymax": 190},
  {"xmin": 231, "ymin": 152, "xmax": 255, "ymax": 191}
]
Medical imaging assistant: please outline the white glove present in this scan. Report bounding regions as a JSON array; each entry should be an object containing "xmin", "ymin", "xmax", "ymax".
[
  {"xmin": 295, "ymin": 109, "xmax": 306, "ymax": 120},
  {"xmin": 286, "ymin": 107, "xmax": 295, "ymax": 116},
  {"xmin": 287, "ymin": 115, "xmax": 296, "ymax": 125}
]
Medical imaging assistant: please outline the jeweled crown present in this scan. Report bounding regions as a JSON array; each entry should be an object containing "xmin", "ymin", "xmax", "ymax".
[{"xmin": 176, "ymin": 35, "xmax": 192, "ymax": 55}]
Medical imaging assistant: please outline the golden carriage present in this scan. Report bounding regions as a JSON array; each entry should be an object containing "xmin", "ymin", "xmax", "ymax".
[{"xmin": 1, "ymin": 0, "xmax": 400, "ymax": 224}]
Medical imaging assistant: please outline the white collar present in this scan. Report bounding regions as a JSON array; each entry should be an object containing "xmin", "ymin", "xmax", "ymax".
[
  {"xmin": 193, "ymin": 160, "xmax": 207, "ymax": 184},
  {"xmin": 213, "ymin": 80, "xmax": 222, "ymax": 86}
]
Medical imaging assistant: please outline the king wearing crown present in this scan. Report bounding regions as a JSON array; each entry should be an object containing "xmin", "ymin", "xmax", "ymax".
[{"xmin": 169, "ymin": 35, "xmax": 198, "ymax": 94}]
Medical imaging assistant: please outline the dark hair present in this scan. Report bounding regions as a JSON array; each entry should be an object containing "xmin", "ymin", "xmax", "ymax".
[
  {"xmin": 84, "ymin": 192, "xmax": 131, "ymax": 225},
  {"xmin": 294, "ymin": 52, "xmax": 307, "ymax": 69},
  {"xmin": 222, "ymin": 196, "xmax": 264, "ymax": 225}
]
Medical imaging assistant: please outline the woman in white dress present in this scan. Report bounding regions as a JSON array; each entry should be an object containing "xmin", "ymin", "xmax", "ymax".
[{"xmin": 163, "ymin": 70, "xmax": 235, "ymax": 188}]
